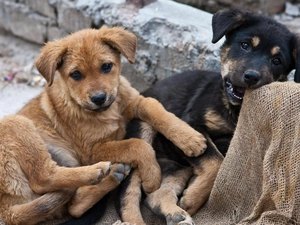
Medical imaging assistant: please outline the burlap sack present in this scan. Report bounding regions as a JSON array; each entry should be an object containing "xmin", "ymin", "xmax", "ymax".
[
  {"xmin": 1, "ymin": 81, "xmax": 300, "ymax": 225},
  {"xmin": 192, "ymin": 81, "xmax": 300, "ymax": 224}
]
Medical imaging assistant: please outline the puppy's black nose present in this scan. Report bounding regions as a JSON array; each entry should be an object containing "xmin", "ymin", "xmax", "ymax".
[
  {"xmin": 91, "ymin": 94, "xmax": 106, "ymax": 106},
  {"xmin": 243, "ymin": 71, "xmax": 260, "ymax": 86}
]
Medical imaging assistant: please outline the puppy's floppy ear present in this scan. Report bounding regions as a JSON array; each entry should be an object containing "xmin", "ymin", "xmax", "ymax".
[
  {"xmin": 35, "ymin": 40, "xmax": 67, "ymax": 86},
  {"xmin": 99, "ymin": 26, "xmax": 137, "ymax": 64},
  {"xmin": 293, "ymin": 35, "xmax": 300, "ymax": 83},
  {"xmin": 212, "ymin": 8, "xmax": 249, "ymax": 43}
]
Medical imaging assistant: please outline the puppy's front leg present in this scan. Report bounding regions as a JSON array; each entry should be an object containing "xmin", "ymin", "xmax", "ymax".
[
  {"xmin": 1, "ymin": 115, "xmax": 112, "ymax": 194},
  {"xmin": 124, "ymin": 96, "xmax": 207, "ymax": 157},
  {"xmin": 180, "ymin": 139, "xmax": 224, "ymax": 216},
  {"xmin": 68, "ymin": 163, "xmax": 131, "ymax": 218},
  {"xmin": 91, "ymin": 138, "xmax": 161, "ymax": 194}
]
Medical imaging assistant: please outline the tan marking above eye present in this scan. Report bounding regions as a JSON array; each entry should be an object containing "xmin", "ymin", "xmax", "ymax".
[
  {"xmin": 221, "ymin": 60, "xmax": 235, "ymax": 77},
  {"xmin": 221, "ymin": 63, "xmax": 230, "ymax": 77},
  {"xmin": 251, "ymin": 36, "xmax": 260, "ymax": 47},
  {"xmin": 271, "ymin": 46, "xmax": 280, "ymax": 56}
]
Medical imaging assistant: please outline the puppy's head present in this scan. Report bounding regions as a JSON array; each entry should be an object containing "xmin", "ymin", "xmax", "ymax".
[
  {"xmin": 35, "ymin": 26, "xmax": 136, "ymax": 112},
  {"xmin": 212, "ymin": 8, "xmax": 300, "ymax": 106}
]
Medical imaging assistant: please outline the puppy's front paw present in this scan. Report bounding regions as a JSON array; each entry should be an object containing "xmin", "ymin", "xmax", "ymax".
[
  {"xmin": 89, "ymin": 161, "xmax": 111, "ymax": 185},
  {"xmin": 166, "ymin": 213, "xmax": 194, "ymax": 225},
  {"xmin": 176, "ymin": 131, "xmax": 207, "ymax": 157},
  {"xmin": 111, "ymin": 163, "xmax": 131, "ymax": 182},
  {"xmin": 69, "ymin": 164, "xmax": 129, "ymax": 218}
]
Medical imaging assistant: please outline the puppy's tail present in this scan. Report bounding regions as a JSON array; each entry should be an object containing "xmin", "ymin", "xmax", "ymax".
[{"xmin": 59, "ymin": 195, "xmax": 108, "ymax": 225}]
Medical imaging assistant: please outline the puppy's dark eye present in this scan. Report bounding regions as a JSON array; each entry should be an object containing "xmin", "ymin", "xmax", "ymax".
[
  {"xmin": 70, "ymin": 71, "xmax": 83, "ymax": 80},
  {"xmin": 272, "ymin": 58, "xmax": 281, "ymax": 66},
  {"xmin": 241, "ymin": 42, "xmax": 250, "ymax": 50},
  {"xmin": 101, "ymin": 63, "xmax": 113, "ymax": 73}
]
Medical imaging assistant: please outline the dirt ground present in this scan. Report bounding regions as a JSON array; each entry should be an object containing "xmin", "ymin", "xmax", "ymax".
[{"xmin": 0, "ymin": 11, "xmax": 299, "ymax": 119}]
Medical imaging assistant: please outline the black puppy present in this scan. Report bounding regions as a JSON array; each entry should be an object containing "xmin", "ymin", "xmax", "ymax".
[{"xmin": 118, "ymin": 8, "xmax": 300, "ymax": 225}]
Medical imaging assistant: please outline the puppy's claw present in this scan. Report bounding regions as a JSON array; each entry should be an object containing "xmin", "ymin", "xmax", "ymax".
[
  {"xmin": 89, "ymin": 161, "xmax": 111, "ymax": 185},
  {"xmin": 105, "ymin": 167, "xmax": 111, "ymax": 176},
  {"xmin": 90, "ymin": 172, "xmax": 104, "ymax": 185}
]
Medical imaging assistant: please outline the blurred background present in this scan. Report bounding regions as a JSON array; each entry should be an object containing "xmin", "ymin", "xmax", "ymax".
[
  {"xmin": 0, "ymin": 0, "xmax": 300, "ymax": 117},
  {"xmin": 175, "ymin": 0, "xmax": 300, "ymax": 15}
]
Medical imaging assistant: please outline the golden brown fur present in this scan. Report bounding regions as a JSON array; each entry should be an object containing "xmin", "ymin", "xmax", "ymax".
[{"xmin": 0, "ymin": 26, "xmax": 207, "ymax": 225}]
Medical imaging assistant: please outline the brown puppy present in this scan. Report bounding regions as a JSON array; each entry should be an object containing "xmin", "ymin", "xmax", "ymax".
[{"xmin": 0, "ymin": 26, "xmax": 207, "ymax": 225}]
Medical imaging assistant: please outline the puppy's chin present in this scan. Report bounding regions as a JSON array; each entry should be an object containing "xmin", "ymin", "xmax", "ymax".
[
  {"xmin": 82, "ymin": 102, "xmax": 114, "ymax": 113},
  {"xmin": 91, "ymin": 105, "xmax": 111, "ymax": 112}
]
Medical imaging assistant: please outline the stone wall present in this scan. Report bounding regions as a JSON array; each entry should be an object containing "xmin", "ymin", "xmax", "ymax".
[
  {"xmin": 174, "ymin": 0, "xmax": 290, "ymax": 15},
  {"xmin": 0, "ymin": 0, "xmax": 221, "ymax": 91}
]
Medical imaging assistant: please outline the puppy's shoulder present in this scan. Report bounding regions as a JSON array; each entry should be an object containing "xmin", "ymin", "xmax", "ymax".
[{"xmin": 118, "ymin": 75, "xmax": 140, "ymax": 103}]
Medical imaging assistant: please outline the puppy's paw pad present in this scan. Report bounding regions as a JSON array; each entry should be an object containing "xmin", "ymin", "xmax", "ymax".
[
  {"xmin": 119, "ymin": 163, "xmax": 131, "ymax": 174},
  {"xmin": 111, "ymin": 163, "xmax": 131, "ymax": 182},
  {"xmin": 166, "ymin": 214, "xmax": 194, "ymax": 225},
  {"xmin": 113, "ymin": 172, "xmax": 125, "ymax": 181}
]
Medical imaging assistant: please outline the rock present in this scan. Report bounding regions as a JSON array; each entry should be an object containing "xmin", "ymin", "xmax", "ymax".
[
  {"xmin": 0, "ymin": 2, "xmax": 50, "ymax": 44},
  {"xmin": 0, "ymin": 0, "xmax": 221, "ymax": 91},
  {"xmin": 278, "ymin": 17, "xmax": 300, "ymax": 34},
  {"xmin": 47, "ymin": 26, "xmax": 69, "ymax": 41},
  {"xmin": 173, "ymin": 0, "xmax": 287, "ymax": 15},
  {"xmin": 285, "ymin": 2, "xmax": 300, "ymax": 16},
  {"xmin": 27, "ymin": 0, "xmax": 56, "ymax": 19},
  {"xmin": 57, "ymin": 0, "xmax": 93, "ymax": 33}
]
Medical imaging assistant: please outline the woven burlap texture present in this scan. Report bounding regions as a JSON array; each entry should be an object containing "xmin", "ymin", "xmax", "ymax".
[
  {"xmin": 1, "ymin": 81, "xmax": 300, "ymax": 225},
  {"xmin": 192, "ymin": 81, "xmax": 300, "ymax": 225}
]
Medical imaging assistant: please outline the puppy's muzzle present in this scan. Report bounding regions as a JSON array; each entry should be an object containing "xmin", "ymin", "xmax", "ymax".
[
  {"xmin": 243, "ymin": 71, "xmax": 261, "ymax": 86},
  {"xmin": 91, "ymin": 94, "xmax": 107, "ymax": 106}
]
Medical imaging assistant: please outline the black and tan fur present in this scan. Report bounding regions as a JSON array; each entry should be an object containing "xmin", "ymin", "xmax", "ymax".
[{"xmin": 117, "ymin": 8, "xmax": 300, "ymax": 225}]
